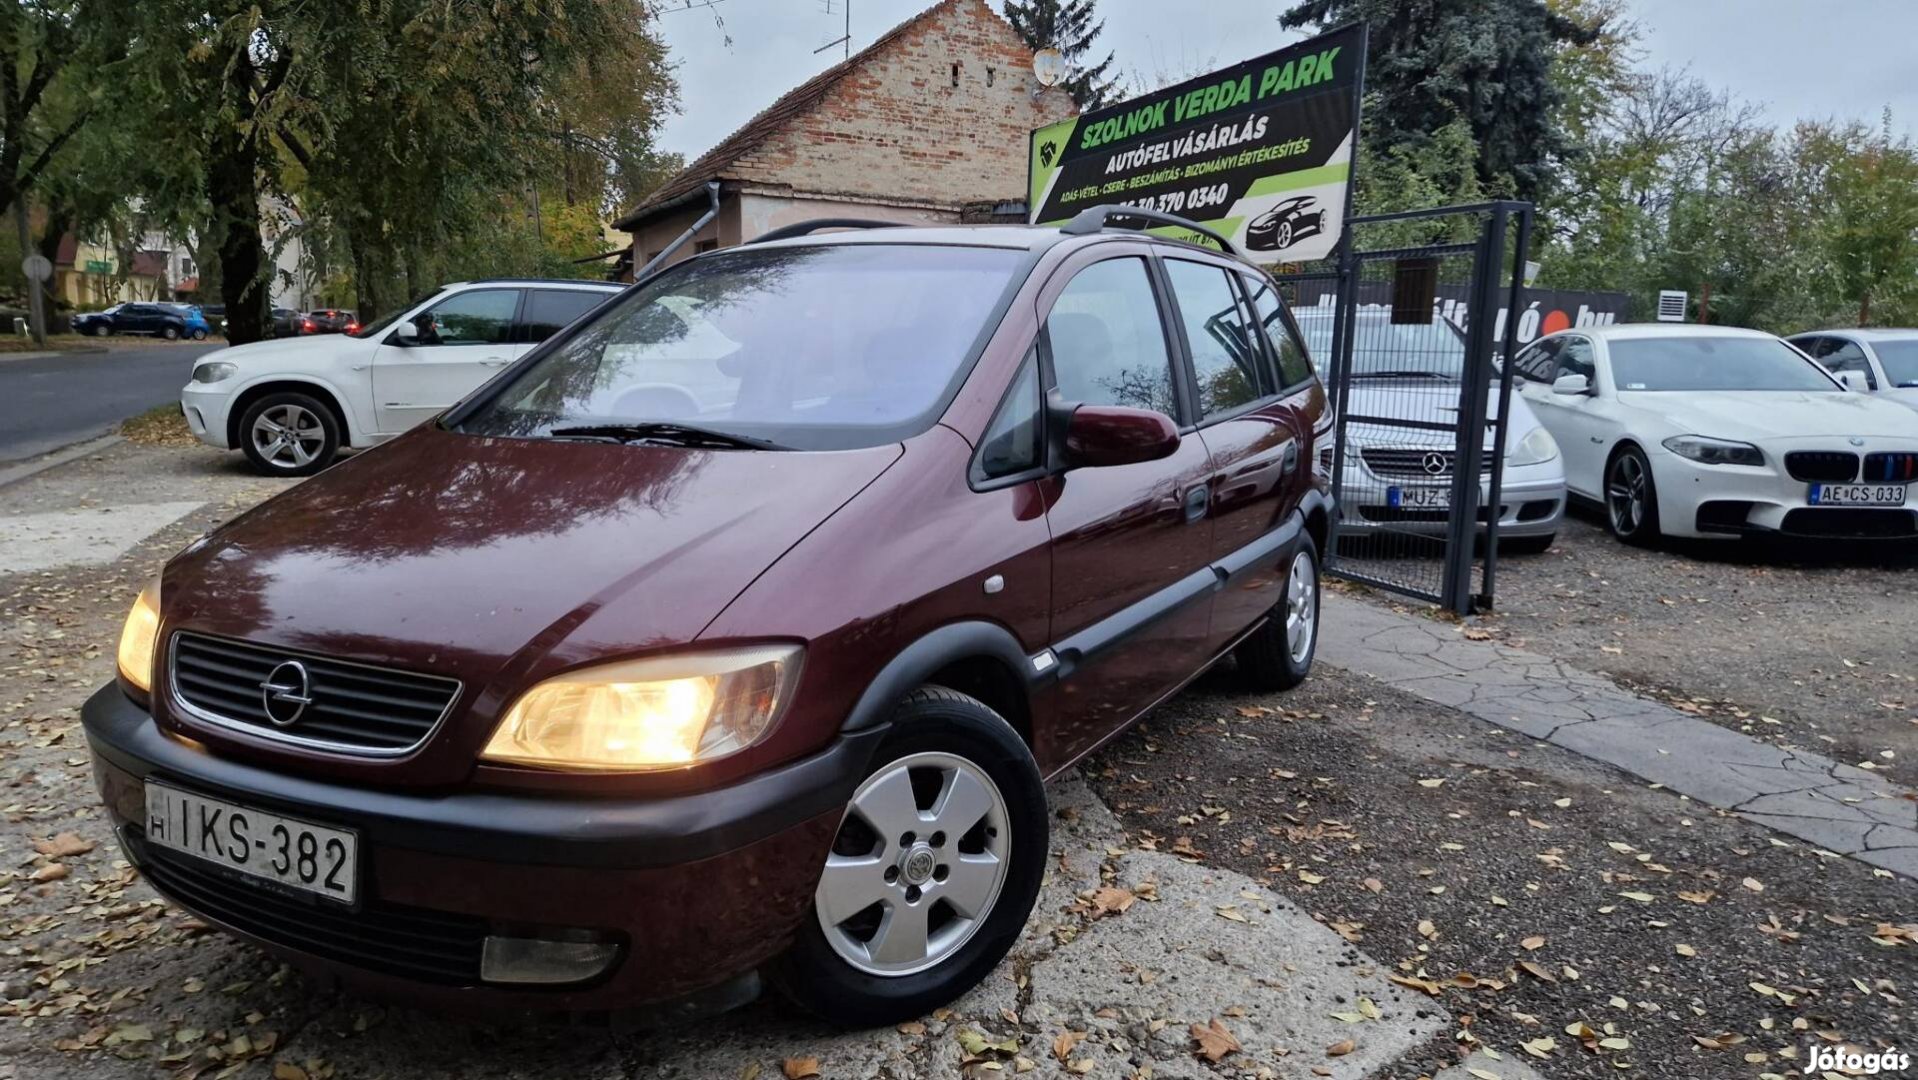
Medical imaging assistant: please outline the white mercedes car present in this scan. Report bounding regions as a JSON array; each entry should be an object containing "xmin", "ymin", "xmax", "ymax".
[
  {"xmin": 1295, "ymin": 307, "xmax": 1567, "ymax": 554},
  {"xmin": 181, "ymin": 278, "xmax": 622, "ymax": 476},
  {"xmin": 1513, "ymin": 324, "xmax": 1918, "ymax": 544}
]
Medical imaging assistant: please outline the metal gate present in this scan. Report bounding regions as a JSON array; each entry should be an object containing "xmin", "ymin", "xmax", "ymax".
[{"xmin": 1276, "ymin": 201, "xmax": 1533, "ymax": 614}]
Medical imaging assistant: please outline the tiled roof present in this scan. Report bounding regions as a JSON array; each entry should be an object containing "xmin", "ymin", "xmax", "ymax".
[{"xmin": 613, "ymin": 0, "xmax": 963, "ymax": 230}]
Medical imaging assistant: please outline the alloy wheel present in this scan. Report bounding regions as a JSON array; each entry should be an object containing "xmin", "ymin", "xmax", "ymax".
[
  {"xmin": 250, "ymin": 404, "xmax": 326, "ymax": 471},
  {"xmin": 1285, "ymin": 548, "xmax": 1317, "ymax": 663},
  {"xmin": 1607, "ymin": 454, "xmax": 1646, "ymax": 535},
  {"xmin": 816, "ymin": 751, "xmax": 1010, "ymax": 977},
  {"xmin": 1275, "ymin": 222, "xmax": 1293, "ymax": 249}
]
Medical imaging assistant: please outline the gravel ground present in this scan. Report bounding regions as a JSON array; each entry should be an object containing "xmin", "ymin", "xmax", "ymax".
[
  {"xmin": 1477, "ymin": 507, "xmax": 1918, "ymax": 790},
  {"xmin": 1083, "ymin": 661, "xmax": 1917, "ymax": 1080}
]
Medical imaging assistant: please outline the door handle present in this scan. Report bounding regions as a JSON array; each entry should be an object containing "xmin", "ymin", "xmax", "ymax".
[
  {"xmin": 480, "ymin": 357, "xmax": 510, "ymax": 367},
  {"xmin": 1183, "ymin": 485, "xmax": 1209, "ymax": 524}
]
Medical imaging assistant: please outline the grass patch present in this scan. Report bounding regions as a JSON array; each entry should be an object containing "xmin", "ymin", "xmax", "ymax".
[
  {"xmin": 0, "ymin": 334, "xmax": 99, "ymax": 353},
  {"xmin": 120, "ymin": 404, "xmax": 200, "ymax": 447}
]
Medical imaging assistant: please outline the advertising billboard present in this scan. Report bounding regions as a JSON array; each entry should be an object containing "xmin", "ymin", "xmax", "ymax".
[{"xmin": 1027, "ymin": 24, "xmax": 1365, "ymax": 264}]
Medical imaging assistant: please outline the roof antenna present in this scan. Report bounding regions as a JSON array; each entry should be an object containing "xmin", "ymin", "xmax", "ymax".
[{"xmin": 814, "ymin": 0, "xmax": 849, "ymax": 59}]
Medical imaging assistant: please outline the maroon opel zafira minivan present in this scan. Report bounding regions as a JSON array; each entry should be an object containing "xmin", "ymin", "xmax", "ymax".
[{"xmin": 86, "ymin": 211, "xmax": 1331, "ymax": 1027}]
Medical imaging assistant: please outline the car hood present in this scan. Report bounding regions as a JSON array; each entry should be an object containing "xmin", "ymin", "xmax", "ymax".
[
  {"xmin": 159, "ymin": 423, "xmax": 901, "ymax": 720},
  {"xmin": 202, "ymin": 334, "xmax": 367, "ymax": 368},
  {"xmin": 1342, "ymin": 379, "xmax": 1541, "ymax": 449},
  {"xmin": 1879, "ymin": 388, "xmax": 1918, "ymax": 413},
  {"xmin": 1615, "ymin": 390, "xmax": 1918, "ymax": 440}
]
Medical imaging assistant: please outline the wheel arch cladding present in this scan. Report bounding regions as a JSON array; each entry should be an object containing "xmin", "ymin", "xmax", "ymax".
[
  {"xmin": 840, "ymin": 622, "xmax": 1037, "ymax": 749},
  {"xmin": 228, "ymin": 380, "xmax": 351, "ymax": 448}
]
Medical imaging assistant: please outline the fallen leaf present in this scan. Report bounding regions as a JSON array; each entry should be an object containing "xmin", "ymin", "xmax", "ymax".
[
  {"xmin": 32, "ymin": 833, "xmax": 95, "ymax": 858},
  {"xmin": 1675, "ymin": 943, "xmax": 1696, "ymax": 957},
  {"xmin": 272, "ymin": 1064, "xmax": 309, "ymax": 1080},
  {"xmin": 1517, "ymin": 961, "xmax": 1556, "ymax": 983},
  {"xmin": 1417, "ymin": 778, "xmax": 1445, "ymax": 788},
  {"xmin": 1467, "ymin": 1069, "xmax": 1500, "ymax": 1080},
  {"xmin": 1521, "ymin": 936, "xmax": 1546, "ymax": 951},
  {"xmin": 1742, "ymin": 877, "xmax": 1765, "ymax": 893},
  {"xmin": 1521, "ymin": 1037, "xmax": 1557, "ymax": 1058},
  {"xmin": 1190, "ymin": 1018, "xmax": 1242, "ymax": 1063},
  {"xmin": 1053, "ymin": 1031, "xmax": 1086, "ymax": 1062},
  {"xmin": 1362, "ymin": 877, "xmax": 1384, "ymax": 893},
  {"xmin": 781, "ymin": 1058, "xmax": 821, "ymax": 1080},
  {"xmin": 1325, "ymin": 1039, "xmax": 1356, "ymax": 1058},
  {"xmin": 1090, "ymin": 886, "xmax": 1135, "ymax": 916},
  {"xmin": 1617, "ymin": 891, "xmax": 1654, "ymax": 903},
  {"xmin": 898, "ymin": 1022, "xmax": 926, "ymax": 1036}
]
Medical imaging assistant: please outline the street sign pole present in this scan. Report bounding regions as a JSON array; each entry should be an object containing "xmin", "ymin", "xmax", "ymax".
[{"xmin": 12, "ymin": 199, "xmax": 47, "ymax": 347}]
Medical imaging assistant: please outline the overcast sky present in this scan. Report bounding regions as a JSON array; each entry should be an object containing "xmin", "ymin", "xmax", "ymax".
[{"xmin": 651, "ymin": 0, "xmax": 1917, "ymax": 163}]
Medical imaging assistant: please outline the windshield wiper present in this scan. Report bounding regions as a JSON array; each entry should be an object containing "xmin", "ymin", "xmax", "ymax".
[
  {"xmin": 547, "ymin": 422, "xmax": 788, "ymax": 451},
  {"xmin": 1351, "ymin": 370, "xmax": 1455, "ymax": 380}
]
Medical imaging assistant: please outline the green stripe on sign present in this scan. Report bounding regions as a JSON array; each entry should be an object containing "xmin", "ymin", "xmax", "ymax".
[
  {"xmin": 1029, "ymin": 118, "xmax": 1079, "ymax": 210},
  {"xmin": 1244, "ymin": 162, "xmax": 1350, "ymax": 199},
  {"xmin": 1146, "ymin": 218, "xmax": 1245, "ymax": 251}
]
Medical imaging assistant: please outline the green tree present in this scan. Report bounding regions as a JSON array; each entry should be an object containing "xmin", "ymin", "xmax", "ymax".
[
  {"xmin": 1280, "ymin": 0, "xmax": 1600, "ymax": 203},
  {"xmin": 1809, "ymin": 118, "xmax": 1918, "ymax": 326},
  {"xmin": 1002, "ymin": 0, "xmax": 1117, "ymax": 110}
]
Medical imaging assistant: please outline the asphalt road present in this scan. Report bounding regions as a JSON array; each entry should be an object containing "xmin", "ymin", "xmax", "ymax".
[{"xmin": 0, "ymin": 342, "xmax": 216, "ymax": 464}]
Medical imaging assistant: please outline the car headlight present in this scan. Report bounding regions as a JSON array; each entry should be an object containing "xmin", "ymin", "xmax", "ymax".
[
  {"xmin": 1662, "ymin": 435, "xmax": 1764, "ymax": 467},
  {"xmin": 1506, "ymin": 425, "xmax": 1559, "ymax": 466},
  {"xmin": 481, "ymin": 645, "xmax": 800, "ymax": 771},
  {"xmin": 116, "ymin": 577, "xmax": 162, "ymax": 693},
  {"xmin": 191, "ymin": 361, "xmax": 237, "ymax": 383}
]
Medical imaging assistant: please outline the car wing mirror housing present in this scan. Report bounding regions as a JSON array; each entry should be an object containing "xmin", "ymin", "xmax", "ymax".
[
  {"xmin": 1551, "ymin": 373, "xmax": 1592, "ymax": 396},
  {"xmin": 1836, "ymin": 370, "xmax": 1868, "ymax": 392},
  {"xmin": 1061, "ymin": 403, "xmax": 1181, "ymax": 469}
]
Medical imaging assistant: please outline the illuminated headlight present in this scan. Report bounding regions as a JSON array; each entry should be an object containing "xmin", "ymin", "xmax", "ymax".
[
  {"xmin": 1662, "ymin": 435, "xmax": 1764, "ymax": 467},
  {"xmin": 481, "ymin": 646, "xmax": 799, "ymax": 771},
  {"xmin": 1506, "ymin": 425, "xmax": 1559, "ymax": 466},
  {"xmin": 191, "ymin": 362, "xmax": 237, "ymax": 383},
  {"xmin": 117, "ymin": 577, "xmax": 162, "ymax": 693}
]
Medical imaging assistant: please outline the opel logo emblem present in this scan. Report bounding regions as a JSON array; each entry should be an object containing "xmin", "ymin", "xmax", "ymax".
[
  {"xmin": 259, "ymin": 660, "xmax": 314, "ymax": 727},
  {"xmin": 1421, "ymin": 451, "xmax": 1449, "ymax": 476}
]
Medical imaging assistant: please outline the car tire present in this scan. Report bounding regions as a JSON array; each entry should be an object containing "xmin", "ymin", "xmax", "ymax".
[
  {"xmin": 1234, "ymin": 531, "xmax": 1320, "ymax": 691},
  {"xmin": 92, "ymin": 324, "xmax": 110, "ymax": 337},
  {"xmin": 769, "ymin": 687, "xmax": 1047, "ymax": 1028},
  {"xmin": 238, "ymin": 392, "xmax": 341, "ymax": 477},
  {"xmin": 1501, "ymin": 532, "xmax": 1556, "ymax": 555},
  {"xmin": 190, "ymin": 329, "xmax": 207, "ymax": 341},
  {"xmin": 1604, "ymin": 446, "xmax": 1661, "ymax": 546},
  {"xmin": 161, "ymin": 324, "xmax": 180, "ymax": 340},
  {"xmin": 1275, "ymin": 221, "xmax": 1293, "ymax": 249}
]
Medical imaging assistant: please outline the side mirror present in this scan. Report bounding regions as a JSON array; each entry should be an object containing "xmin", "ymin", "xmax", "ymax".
[
  {"xmin": 1063, "ymin": 404, "xmax": 1181, "ymax": 469},
  {"xmin": 1836, "ymin": 370, "xmax": 1868, "ymax": 392},
  {"xmin": 393, "ymin": 319, "xmax": 420, "ymax": 344},
  {"xmin": 1551, "ymin": 372, "xmax": 1591, "ymax": 396}
]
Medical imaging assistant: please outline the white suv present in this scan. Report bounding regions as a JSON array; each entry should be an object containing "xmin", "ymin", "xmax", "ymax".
[{"xmin": 182, "ymin": 279, "xmax": 623, "ymax": 475}]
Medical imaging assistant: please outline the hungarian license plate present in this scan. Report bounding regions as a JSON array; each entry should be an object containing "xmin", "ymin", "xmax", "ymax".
[
  {"xmin": 1388, "ymin": 485, "xmax": 1451, "ymax": 510},
  {"xmin": 1808, "ymin": 482, "xmax": 1907, "ymax": 507},
  {"xmin": 143, "ymin": 782, "xmax": 357, "ymax": 904}
]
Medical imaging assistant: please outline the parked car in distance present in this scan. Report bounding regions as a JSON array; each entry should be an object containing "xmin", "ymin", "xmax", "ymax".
[
  {"xmin": 162, "ymin": 303, "xmax": 211, "ymax": 341},
  {"xmin": 1516, "ymin": 324, "xmax": 1918, "ymax": 544},
  {"xmin": 70, "ymin": 302, "xmax": 192, "ymax": 339},
  {"xmin": 181, "ymin": 279, "xmax": 623, "ymax": 475},
  {"xmin": 269, "ymin": 307, "xmax": 302, "ymax": 338},
  {"xmin": 1294, "ymin": 306, "xmax": 1566, "ymax": 553},
  {"xmin": 302, "ymin": 308, "xmax": 359, "ymax": 334},
  {"xmin": 1787, "ymin": 328, "xmax": 1918, "ymax": 412},
  {"xmin": 92, "ymin": 213, "xmax": 1331, "ymax": 1027}
]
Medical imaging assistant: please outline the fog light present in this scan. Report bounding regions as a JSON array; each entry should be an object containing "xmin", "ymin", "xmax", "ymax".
[{"xmin": 480, "ymin": 935, "xmax": 620, "ymax": 985}]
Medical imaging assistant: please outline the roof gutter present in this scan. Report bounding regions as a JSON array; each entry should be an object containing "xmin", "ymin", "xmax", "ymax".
[
  {"xmin": 629, "ymin": 182, "xmax": 722, "ymax": 285},
  {"xmin": 612, "ymin": 179, "xmax": 725, "ymax": 232}
]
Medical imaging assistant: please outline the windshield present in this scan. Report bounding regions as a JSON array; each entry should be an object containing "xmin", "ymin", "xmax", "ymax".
[
  {"xmin": 454, "ymin": 244, "xmax": 1023, "ymax": 451},
  {"xmin": 1610, "ymin": 336, "xmax": 1840, "ymax": 392},
  {"xmin": 1294, "ymin": 310, "xmax": 1469, "ymax": 379},
  {"xmin": 1873, "ymin": 339, "xmax": 1918, "ymax": 388},
  {"xmin": 351, "ymin": 289, "xmax": 443, "ymax": 339}
]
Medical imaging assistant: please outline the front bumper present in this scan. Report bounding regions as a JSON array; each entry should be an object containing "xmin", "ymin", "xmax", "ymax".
[
  {"xmin": 1652, "ymin": 451, "xmax": 1918, "ymax": 540},
  {"xmin": 83, "ymin": 683, "xmax": 876, "ymax": 1017},
  {"xmin": 1337, "ymin": 461, "xmax": 1567, "ymax": 538},
  {"xmin": 180, "ymin": 384, "xmax": 235, "ymax": 449}
]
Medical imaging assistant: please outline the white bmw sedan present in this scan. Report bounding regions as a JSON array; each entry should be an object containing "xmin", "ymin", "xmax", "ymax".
[{"xmin": 1513, "ymin": 324, "xmax": 1918, "ymax": 544}]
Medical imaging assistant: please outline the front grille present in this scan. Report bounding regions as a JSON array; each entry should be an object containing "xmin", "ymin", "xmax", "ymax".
[
  {"xmin": 1863, "ymin": 452, "xmax": 1918, "ymax": 483},
  {"xmin": 1360, "ymin": 447, "xmax": 1495, "ymax": 479},
  {"xmin": 1784, "ymin": 451, "xmax": 1859, "ymax": 483},
  {"xmin": 1780, "ymin": 508, "xmax": 1918, "ymax": 539},
  {"xmin": 136, "ymin": 834, "xmax": 486, "ymax": 984},
  {"xmin": 169, "ymin": 633, "xmax": 460, "ymax": 755},
  {"xmin": 1358, "ymin": 505, "xmax": 1498, "ymax": 524}
]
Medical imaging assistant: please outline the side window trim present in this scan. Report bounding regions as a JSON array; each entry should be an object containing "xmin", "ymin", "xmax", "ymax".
[{"xmin": 1241, "ymin": 270, "xmax": 1318, "ymax": 396}]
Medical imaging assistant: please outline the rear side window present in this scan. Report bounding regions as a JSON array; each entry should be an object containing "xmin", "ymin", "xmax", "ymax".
[
  {"xmin": 520, "ymin": 289, "xmax": 610, "ymax": 344},
  {"xmin": 1246, "ymin": 279, "xmax": 1314, "ymax": 389},
  {"xmin": 1046, "ymin": 258, "xmax": 1177, "ymax": 416},
  {"xmin": 1165, "ymin": 259, "xmax": 1270, "ymax": 417}
]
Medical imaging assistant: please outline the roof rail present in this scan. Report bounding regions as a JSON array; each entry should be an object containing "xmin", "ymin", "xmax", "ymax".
[
  {"xmin": 750, "ymin": 218, "xmax": 907, "ymax": 244},
  {"xmin": 1059, "ymin": 205, "xmax": 1241, "ymax": 258}
]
